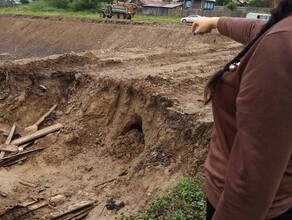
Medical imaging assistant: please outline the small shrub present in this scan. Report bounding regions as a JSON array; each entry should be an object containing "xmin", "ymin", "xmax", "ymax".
[
  {"xmin": 249, "ymin": 0, "xmax": 266, "ymax": 7},
  {"xmin": 20, "ymin": 0, "xmax": 31, "ymax": 4},
  {"xmin": 48, "ymin": 0, "xmax": 69, "ymax": 9},
  {"xmin": 27, "ymin": 0, "xmax": 57, "ymax": 12},
  {"xmin": 225, "ymin": 2, "xmax": 236, "ymax": 10},
  {"xmin": 69, "ymin": 0, "xmax": 99, "ymax": 11}
]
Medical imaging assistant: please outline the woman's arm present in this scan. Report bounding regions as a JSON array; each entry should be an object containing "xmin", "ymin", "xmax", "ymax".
[{"xmin": 192, "ymin": 17, "xmax": 266, "ymax": 45}]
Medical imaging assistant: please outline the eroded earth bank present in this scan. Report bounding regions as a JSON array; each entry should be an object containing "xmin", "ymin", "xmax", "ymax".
[{"xmin": 0, "ymin": 15, "xmax": 241, "ymax": 220}]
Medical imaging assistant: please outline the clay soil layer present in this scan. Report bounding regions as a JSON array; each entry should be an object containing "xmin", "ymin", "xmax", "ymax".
[{"xmin": 0, "ymin": 14, "xmax": 241, "ymax": 220}]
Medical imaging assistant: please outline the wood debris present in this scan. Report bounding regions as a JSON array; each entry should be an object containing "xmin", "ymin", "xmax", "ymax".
[
  {"xmin": 19, "ymin": 180, "xmax": 38, "ymax": 188},
  {"xmin": 0, "ymin": 104, "xmax": 61, "ymax": 167},
  {"xmin": 0, "ymin": 124, "xmax": 16, "ymax": 159},
  {"xmin": 0, "ymin": 195, "xmax": 71, "ymax": 220},
  {"xmin": 0, "ymin": 125, "xmax": 62, "ymax": 167},
  {"xmin": 0, "ymin": 144, "xmax": 18, "ymax": 152},
  {"xmin": 11, "ymin": 123, "xmax": 62, "ymax": 146},
  {"xmin": 0, "ymin": 147, "xmax": 46, "ymax": 167},
  {"xmin": 18, "ymin": 142, "xmax": 33, "ymax": 152},
  {"xmin": 1, "ymin": 156, "xmax": 27, "ymax": 167},
  {"xmin": 49, "ymin": 201, "xmax": 95, "ymax": 220},
  {"xmin": 95, "ymin": 177, "xmax": 117, "ymax": 188},
  {"xmin": 0, "ymin": 199, "xmax": 48, "ymax": 220},
  {"xmin": 23, "ymin": 104, "xmax": 58, "ymax": 135}
]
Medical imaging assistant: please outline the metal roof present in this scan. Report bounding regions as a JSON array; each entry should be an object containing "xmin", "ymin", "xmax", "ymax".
[
  {"xmin": 162, "ymin": 2, "xmax": 183, "ymax": 8},
  {"xmin": 140, "ymin": 0, "xmax": 163, "ymax": 6},
  {"xmin": 143, "ymin": 3, "xmax": 183, "ymax": 8}
]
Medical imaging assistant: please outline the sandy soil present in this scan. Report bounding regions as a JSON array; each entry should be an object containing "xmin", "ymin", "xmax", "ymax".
[{"xmin": 0, "ymin": 14, "xmax": 242, "ymax": 220}]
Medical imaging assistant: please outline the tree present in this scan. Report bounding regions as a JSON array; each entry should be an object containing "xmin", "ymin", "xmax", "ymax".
[
  {"xmin": 215, "ymin": 0, "xmax": 225, "ymax": 6},
  {"xmin": 249, "ymin": 0, "xmax": 265, "ymax": 7},
  {"xmin": 225, "ymin": 1, "xmax": 236, "ymax": 10},
  {"xmin": 48, "ymin": 0, "xmax": 69, "ymax": 9},
  {"xmin": 45, "ymin": 0, "xmax": 108, "ymax": 11},
  {"xmin": 20, "ymin": 0, "xmax": 30, "ymax": 4}
]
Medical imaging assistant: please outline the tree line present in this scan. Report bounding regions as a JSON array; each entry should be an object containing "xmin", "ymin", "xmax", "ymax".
[
  {"xmin": 20, "ymin": 0, "xmax": 110, "ymax": 11},
  {"xmin": 216, "ymin": 0, "xmax": 272, "ymax": 10},
  {"xmin": 19, "ymin": 0, "xmax": 271, "ymax": 12}
]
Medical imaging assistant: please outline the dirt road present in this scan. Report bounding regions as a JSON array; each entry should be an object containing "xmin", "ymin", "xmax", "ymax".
[{"xmin": 0, "ymin": 14, "xmax": 242, "ymax": 219}]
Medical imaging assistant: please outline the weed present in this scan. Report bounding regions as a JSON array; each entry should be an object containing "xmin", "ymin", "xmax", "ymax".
[{"xmin": 119, "ymin": 178, "xmax": 206, "ymax": 220}]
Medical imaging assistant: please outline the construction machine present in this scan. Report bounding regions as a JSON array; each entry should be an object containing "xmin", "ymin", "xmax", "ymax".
[{"xmin": 99, "ymin": 1, "xmax": 138, "ymax": 20}]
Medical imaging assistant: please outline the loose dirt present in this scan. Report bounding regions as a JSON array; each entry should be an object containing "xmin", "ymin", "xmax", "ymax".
[{"xmin": 0, "ymin": 14, "xmax": 242, "ymax": 219}]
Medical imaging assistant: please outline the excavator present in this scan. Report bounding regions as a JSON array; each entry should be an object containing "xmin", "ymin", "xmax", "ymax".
[{"xmin": 99, "ymin": 0, "xmax": 138, "ymax": 20}]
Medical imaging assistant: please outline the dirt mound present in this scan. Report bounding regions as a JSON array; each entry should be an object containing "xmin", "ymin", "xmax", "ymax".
[
  {"xmin": 0, "ymin": 14, "xmax": 230, "ymax": 59},
  {"xmin": 0, "ymin": 15, "xmax": 242, "ymax": 219}
]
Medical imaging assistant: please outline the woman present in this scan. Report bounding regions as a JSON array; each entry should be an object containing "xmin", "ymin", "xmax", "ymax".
[{"xmin": 192, "ymin": 0, "xmax": 292, "ymax": 219}]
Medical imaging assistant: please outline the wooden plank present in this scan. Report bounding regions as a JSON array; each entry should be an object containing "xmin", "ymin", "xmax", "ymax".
[
  {"xmin": 67, "ymin": 205, "xmax": 94, "ymax": 220},
  {"xmin": 27, "ymin": 200, "xmax": 47, "ymax": 211},
  {"xmin": 19, "ymin": 180, "xmax": 38, "ymax": 188},
  {"xmin": 23, "ymin": 104, "xmax": 58, "ymax": 134},
  {"xmin": 0, "ymin": 147, "xmax": 46, "ymax": 163},
  {"xmin": 0, "ymin": 200, "xmax": 47, "ymax": 219},
  {"xmin": 1, "ymin": 156, "xmax": 27, "ymax": 167},
  {"xmin": 18, "ymin": 142, "xmax": 32, "ymax": 151},
  {"xmin": 49, "ymin": 201, "xmax": 94, "ymax": 220},
  {"xmin": 34, "ymin": 104, "xmax": 58, "ymax": 126},
  {"xmin": 11, "ymin": 123, "xmax": 62, "ymax": 146},
  {"xmin": 0, "ymin": 151, "xmax": 5, "ymax": 159},
  {"xmin": 0, "ymin": 144, "xmax": 18, "ymax": 152},
  {"xmin": 70, "ymin": 211, "xmax": 90, "ymax": 220},
  {"xmin": 0, "ymin": 124, "xmax": 16, "ymax": 159},
  {"xmin": 95, "ymin": 178, "xmax": 117, "ymax": 188},
  {"xmin": 5, "ymin": 124, "xmax": 16, "ymax": 145}
]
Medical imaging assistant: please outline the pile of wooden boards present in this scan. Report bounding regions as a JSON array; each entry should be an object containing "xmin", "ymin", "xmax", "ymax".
[
  {"xmin": 0, "ymin": 104, "xmax": 62, "ymax": 167},
  {"xmin": 0, "ymin": 195, "xmax": 95, "ymax": 220}
]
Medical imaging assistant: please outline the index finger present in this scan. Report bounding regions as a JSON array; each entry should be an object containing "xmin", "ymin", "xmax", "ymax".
[{"xmin": 191, "ymin": 21, "xmax": 198, "ymax": 34}]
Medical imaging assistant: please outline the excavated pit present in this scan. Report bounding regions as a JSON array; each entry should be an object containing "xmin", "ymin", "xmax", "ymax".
[{"xmin": 0, "ymin": 14, "xmax": 242, "ymax": 219}]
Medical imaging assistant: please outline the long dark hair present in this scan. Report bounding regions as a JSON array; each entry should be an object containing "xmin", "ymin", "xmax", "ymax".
[{"xmin": 204, "ymin": 0, "xmax": 292, "ymax": 104}]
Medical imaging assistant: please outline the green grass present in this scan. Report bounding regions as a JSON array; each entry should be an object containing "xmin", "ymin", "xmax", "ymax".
[
  {"xmin": 133, "ymin": 14, "xmax": 181, "ymax": 24},
  {"xmin": 119, "ymin": 178, "xmax": 206, "ymax": 220},
  {"xmin": 0, "ymin": 4, "xmax": 99, "ymax": 18},
  {"xmin": 0, "ymin": 2, "xmax": 182, "ymax": 23}
]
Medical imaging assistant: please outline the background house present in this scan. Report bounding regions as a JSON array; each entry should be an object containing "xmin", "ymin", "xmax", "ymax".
[
  {"xmin": 130, "ymin": 0, "xmax": 164, "ymax": 7},
  {"xmin": 141, "ymin": 0, "xmax": 183, "ymax": 16},
  {"xmin": 130, "ymin": 0, "xmax": 215, "ymax": 16}
]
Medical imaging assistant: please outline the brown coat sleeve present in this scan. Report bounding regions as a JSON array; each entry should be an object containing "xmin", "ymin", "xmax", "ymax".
[
  {"xmin": 212, "ymin": 32, "xmax": 292, "ymax": 219},
  {"xmin": 217, "ymin": 17, "xmax": 266, "ymax": 45}
]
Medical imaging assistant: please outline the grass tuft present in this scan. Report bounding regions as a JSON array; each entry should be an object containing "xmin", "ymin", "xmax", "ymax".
[{"xmin": 120, "ymin": 178, "xmax": 206, "ymax": 220}]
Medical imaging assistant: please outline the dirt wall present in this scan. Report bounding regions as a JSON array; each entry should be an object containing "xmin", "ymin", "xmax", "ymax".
[{"xmin": 0, "ymin": 14, "xmax": 228, "ymax": 58}]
